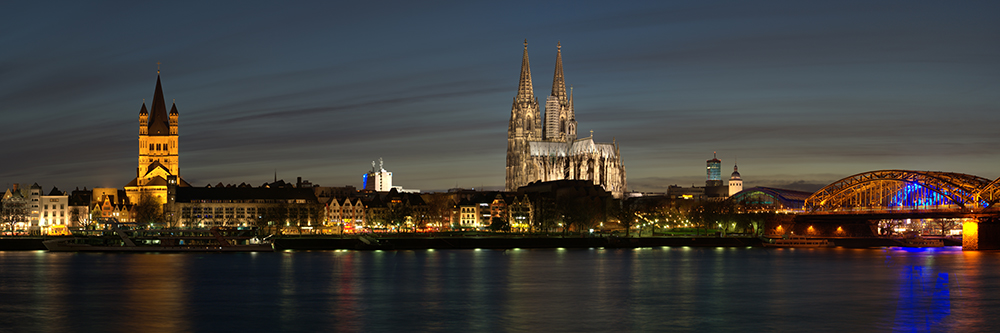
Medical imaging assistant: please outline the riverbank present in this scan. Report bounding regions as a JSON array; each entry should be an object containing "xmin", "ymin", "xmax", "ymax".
[
  {"xmin": 0, "ymin": 237, "xmax": 54, "ymax": 250},
  {"xmin": 1, "ymin": 235, "xmax": 961, "ymax": 251},
  {"xmin": 272, "ymin": 236, "xmax": 764, "ymax": 251}
]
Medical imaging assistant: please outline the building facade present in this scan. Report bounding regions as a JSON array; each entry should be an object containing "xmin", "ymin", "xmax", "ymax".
[
  {"xmin": 1, "ymin": 184, "xmax": 30, "ymax": 233},
  {"xmin": 363, "ymin": 158, "xmax": 393, "ymax": 192},
  {"xmin": 705, "ymin": 153, "xmax": 728, "ymax": 198},
  {"xmin": 729, "ymin": 163, "xmax": 743, "ymax": 196},
  {"xmin": 505, "ymin": 41, "xmax": 627, "ymax": 198},
  {"xmin": 125, "ymin": 71, "xmax": 189, "ymax": 205},
  {"xmin": 39, "ymin": 187, "xmax": 69, "ymax": 228}
]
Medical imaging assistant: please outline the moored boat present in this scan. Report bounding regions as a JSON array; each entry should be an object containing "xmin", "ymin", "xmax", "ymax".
[
  {"xmin": 895, "ymin": 237, "xmax": 945, "ymax": 248},
  {"xmin": 44, "ymin": 221, "xmax": 272, "ymax": 252},
  {"xmin": 763, "ymin": 236, "xmax": 832, "ymax": 248}
]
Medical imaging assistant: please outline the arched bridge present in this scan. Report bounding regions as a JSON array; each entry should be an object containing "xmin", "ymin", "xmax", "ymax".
[{"xmin": 804, "ymin": 170, "xmax": 1000, "ymax": 213}]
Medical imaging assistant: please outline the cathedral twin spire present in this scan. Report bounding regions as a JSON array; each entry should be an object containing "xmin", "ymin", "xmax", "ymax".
[{"xmin": 511, "ymin": 40, "xmax": 576, "ymax": 143}]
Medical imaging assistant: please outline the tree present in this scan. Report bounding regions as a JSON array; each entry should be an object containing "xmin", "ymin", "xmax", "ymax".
[
  {"xmin": 423, "ymin": 194, "xmax": 454, "ymax": 228},
  {"xmin": 133, "ymin": 193, "xmax": 165, "ymax": 228},
  {"xmin": 259, "ymin": 203, "xmax": 290, "ymax": 235},
  {"xmin": 609, "ymin": 197, "xmax": 640, "ymax": 237},
  {"xmin": 687, "ymin": 200, "xmax": 735, "ymax": 236},
  {"xmin": 558, "ymin": 195, "xmax": 604, "ymax": 236},
  {"xmin": 385, "ymin": 202, "xmax": 412, "ymax": 232},
  {"xmin": 1, "ymin": 200, "xmax": 28, "ymax": 234},
  {"xmin": 929, "ymin": 219, "xmax": 960, "ymax": 236},
  {"xmin": 489, "ymin": 216, "xmax": 510, "ymax": 232},
  {"xmin": 530, "ymin": 196, "xmax": 558, "ymax": 233}
]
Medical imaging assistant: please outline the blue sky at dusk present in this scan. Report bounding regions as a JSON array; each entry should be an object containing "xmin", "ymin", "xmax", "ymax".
[{"xmin": 2, "ymin": 1, "xmax": 999, "ymax": 193}]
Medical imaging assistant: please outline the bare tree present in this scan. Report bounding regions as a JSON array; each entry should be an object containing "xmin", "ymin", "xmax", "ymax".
[
  {"xmin": 1, "ymin": 200, "xmax": 28, "ymax": 234},
  {"xmin": 609, "ymin": 197, "xmax": 640, "ymax": 237},
  {"xmin": 133, "ymin": 193, "xmax": 165, "ymax": 228}
]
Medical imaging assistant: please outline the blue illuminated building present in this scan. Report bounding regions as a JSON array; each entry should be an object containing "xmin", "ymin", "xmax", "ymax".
[{"xmin": 706, "ymin": 152, "xmax": 722, "ymax": 186}]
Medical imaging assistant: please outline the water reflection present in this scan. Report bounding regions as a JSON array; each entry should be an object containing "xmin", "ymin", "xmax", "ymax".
[
  {"xmin": 894, "ymin": 265, "xmax": 950, "ymax": 332},
  {"xmin": 2, "ymin": 247, "xmax": 1000, "ymax": 332}
]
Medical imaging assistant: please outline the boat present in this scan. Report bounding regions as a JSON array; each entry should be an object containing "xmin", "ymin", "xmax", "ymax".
[
  {"xmin": 895, "ymin": 237, "xmax": 944, "ymax": 248},
  {"xmin": 763, "ymin": 236, "xmax": 832, "ymax": 248},
  {"xmin": 44, "ymin": 221, "xmax": 273, "ymax": 252}
]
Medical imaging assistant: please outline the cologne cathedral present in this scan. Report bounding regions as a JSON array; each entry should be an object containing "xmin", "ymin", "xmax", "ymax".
[{"xmin": 505, "ymin": 41, "xmax": 627, "ymax": 198}]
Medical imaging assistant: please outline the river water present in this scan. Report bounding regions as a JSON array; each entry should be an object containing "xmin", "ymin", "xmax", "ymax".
[{"xmin": 1, "ymin": 246, "xmax": 998, "ymax": 332}]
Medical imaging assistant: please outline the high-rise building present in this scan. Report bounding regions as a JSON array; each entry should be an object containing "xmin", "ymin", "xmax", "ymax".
[
  {"xmin": 505, "ymin": 41, "xmax": 627, "ymax": 198},
  {"xmin": 705, "ymin": 153, "xmax": 727, "ymax": 198},
  {"xmin": 729, "ymin": 162, "xmax": 743, "ymax": 196},
  {"xmin": 706, "ymin": 152, "xmax": 722, "ymax": 187},
  {"xmin": 125, "ymin": 70, "xmax": 189, "ymax": 205},
  {"xmin": 363, "ymin": 158, "xmax": 393, "ymax": 192}
]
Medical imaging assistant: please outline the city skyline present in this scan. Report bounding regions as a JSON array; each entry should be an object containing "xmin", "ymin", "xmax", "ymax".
[{"xmin": 2, "ymin": 1, "xmax": 999, "ymax": 193}]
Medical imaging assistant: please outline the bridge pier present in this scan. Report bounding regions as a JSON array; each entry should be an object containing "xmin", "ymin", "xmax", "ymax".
[{"xmin": 963, "ymin": 218, "xmax": 1000, "ymax": 251}]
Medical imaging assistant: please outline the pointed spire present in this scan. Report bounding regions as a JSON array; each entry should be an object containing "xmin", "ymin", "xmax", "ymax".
[
  {"xmin": 569, "ymin": 85, "xmax": 574, "ymax": 111},
  {"xmin": 169, "ymin": 101, "xmax": 178, "ymax": 115},
  {"xmin": 551, "ymin": 42, "xmax": 567, "ymax": 104},
  {"xmin": 139, "ymin": 100, "xmax": 147, "ymax": 115},
  {"xmin": 148, "ymin": 73, "xmax": 170, "ymax": 135},
  {"xmin": 515, "ymin": 39, "xmax": 535, "ymax": 105}
]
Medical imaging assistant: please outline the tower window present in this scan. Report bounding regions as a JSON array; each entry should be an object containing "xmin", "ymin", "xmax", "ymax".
[
  {"xmin": 149, "ymin": 144, "xmax": 154, "ymax": 151},
  {"xmin": 156, "ymin": 144, "xmax": 161, "ymax": 151}
]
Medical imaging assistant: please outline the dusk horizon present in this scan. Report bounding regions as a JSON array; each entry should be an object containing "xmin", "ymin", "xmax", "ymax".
[{"xmin": 3, "ymin": 1, "xmax": 998, "ymax": 194}]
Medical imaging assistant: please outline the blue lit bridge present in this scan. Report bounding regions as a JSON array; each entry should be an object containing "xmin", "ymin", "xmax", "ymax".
[{"xmin": 732, "ymin": 170, "xmax": 1000, "ymax": 250}]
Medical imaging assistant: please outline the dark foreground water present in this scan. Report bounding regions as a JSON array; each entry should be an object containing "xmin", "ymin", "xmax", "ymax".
[{"xmin": 1, "ymin": 246, "xmax": 999, "ymax": 332}]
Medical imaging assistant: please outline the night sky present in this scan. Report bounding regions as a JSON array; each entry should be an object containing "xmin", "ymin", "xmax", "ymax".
[{"xmin": 2, "ymin": 1, "xmax": 999, "ymax": 193}]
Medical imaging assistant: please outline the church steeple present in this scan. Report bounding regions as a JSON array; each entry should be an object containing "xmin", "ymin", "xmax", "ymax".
[
  {"xmin": 127, "ymin": 69, "xmax": 183, "ymax": 206},
  {"xmin": 508, "ymin": 40, "xmax": 542, "ymax": 191},
  {"xmin": 551, "ymin": 42, "xmax": 567, "ymax": 105},
  {"xmin": 515, "ymin": 39, "xmax": 535, "ymax": 105},
  {"xmin": 147, "ymin": 75, "xmax": 170, "ymax": 136}
]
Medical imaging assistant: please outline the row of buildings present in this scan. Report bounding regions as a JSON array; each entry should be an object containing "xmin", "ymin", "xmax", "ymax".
[{"xmin": 2, "ymin": 177, "xmax": 608, "ymax": 235}]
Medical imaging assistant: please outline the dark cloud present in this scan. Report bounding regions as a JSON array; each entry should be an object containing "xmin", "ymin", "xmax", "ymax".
[{"xmin": 3, "ymin": 1, "xmax": 1000, "ymax": 192}]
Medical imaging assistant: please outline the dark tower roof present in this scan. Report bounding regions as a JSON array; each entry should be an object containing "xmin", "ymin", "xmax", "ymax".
[
  {"xmin": 147, "ymin": 75, "xmax": 171, "ymax": 136},
  {"xmin": 169, "ymin": 102, "xmax": 178, "ymax": 115},
  {"xmin": 139, "ymin": 102, "xmax": 147, "ymax": 116}
]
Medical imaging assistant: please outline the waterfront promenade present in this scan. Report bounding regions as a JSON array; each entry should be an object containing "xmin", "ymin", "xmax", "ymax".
[{"xmin": 2, "ymin": 234, "xmax": 963, "ymax": 251}]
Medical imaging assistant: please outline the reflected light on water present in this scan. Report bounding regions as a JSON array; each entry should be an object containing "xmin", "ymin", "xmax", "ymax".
[{"xmin": 1, "ymin": 247, "xmax": 999, "ymax": 331}]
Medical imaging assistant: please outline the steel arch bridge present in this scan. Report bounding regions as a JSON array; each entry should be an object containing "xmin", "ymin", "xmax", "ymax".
[{"xmin": 804, "ymin": 170, "xmax": 1000, "ymax": 212}]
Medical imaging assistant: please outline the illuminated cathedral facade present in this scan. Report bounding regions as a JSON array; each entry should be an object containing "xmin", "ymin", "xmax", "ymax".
[
  {"xmin": 505, "ymin": 41, "xmax": 627, "ymax": 198},
  {"xmin": 125, "ymin": 71, "xmax": 189, "ymax": 205}
]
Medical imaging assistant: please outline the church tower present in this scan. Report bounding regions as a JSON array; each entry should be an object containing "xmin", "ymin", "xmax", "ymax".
[
  {"xmin": 506, "ymin": 40, "xmax": 542, "ymax": 191},
  {"xmin": 729, "ymin": 161, "xmax": 743, "ymax": 196},
  {"xmin": 125, "ymin": 69, "xmax": 185, "ymax": 205},
  {"xmin": 543, "ymin": 42, "xmax": 576, "ymax": 142}
]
